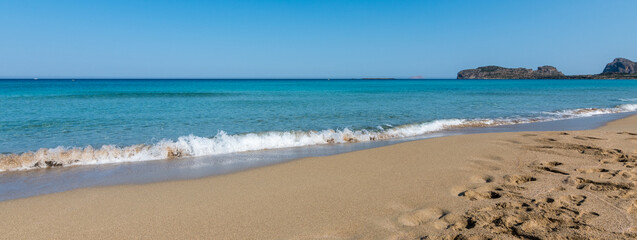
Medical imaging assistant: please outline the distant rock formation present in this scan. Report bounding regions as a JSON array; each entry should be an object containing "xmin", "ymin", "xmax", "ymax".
[
  {"xmin": 457, "ymin": 66, "xmax": 564, "ymax": 79},
  {"xmin": 603, "ymin": 58, "xmax": 637, "ymax": 74},
  {"xmin": 458, "ymin": 58, "xmax": 637, "ymax": 79}
]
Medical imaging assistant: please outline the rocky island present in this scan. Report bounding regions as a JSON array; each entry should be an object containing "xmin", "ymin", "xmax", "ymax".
[{"xmin": 457, "ymin": 58, "xmax": 637, "ymax": 79}]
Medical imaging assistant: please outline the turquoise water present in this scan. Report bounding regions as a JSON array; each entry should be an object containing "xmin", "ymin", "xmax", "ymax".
[{"xmin": 1, "ymin": 79, "xmax": 637, "ymax": 171}]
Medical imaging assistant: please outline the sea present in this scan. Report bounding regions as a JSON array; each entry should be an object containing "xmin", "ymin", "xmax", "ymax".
[{"xmin": 1, "ymin": 79, "xmax": 637, "ymax": 200}]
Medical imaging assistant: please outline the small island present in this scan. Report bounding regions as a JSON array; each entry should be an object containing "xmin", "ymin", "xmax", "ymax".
[{"xmin": 457, "ymin": 58, "xmax": 637, "ymax": 79}]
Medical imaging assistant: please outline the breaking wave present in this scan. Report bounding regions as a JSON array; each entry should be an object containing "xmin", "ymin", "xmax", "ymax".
[{"xmin": 1, "ymin": 104, "xmax": 636, "ymax": 172}]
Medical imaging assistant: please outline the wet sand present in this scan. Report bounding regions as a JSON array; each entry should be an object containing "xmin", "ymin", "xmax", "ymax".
[{"xmin": 1, "ymin": 114, "xmax": 637, "ymax": 239}]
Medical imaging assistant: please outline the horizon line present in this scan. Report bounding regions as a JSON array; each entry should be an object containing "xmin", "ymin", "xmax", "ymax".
[{"xmin": 0, "ymin": 77, "xmax": 457, "ymax": 80}]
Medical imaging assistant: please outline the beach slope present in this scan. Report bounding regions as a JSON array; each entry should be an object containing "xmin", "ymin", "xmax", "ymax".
[{"xmin": 2, "ymin": 115, "xmax": 637, "ymax": 239}]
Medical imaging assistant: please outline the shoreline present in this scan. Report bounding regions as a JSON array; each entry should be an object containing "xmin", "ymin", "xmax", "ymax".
[
  {"xmin": 0, "ymin": 111, "xmax": 634, "ymax": 202},
  {"xmin": 2, "ymin": 101, "xmax": 636, "ymax": 173},
  {"xmin": 1, "ymin": 114, "xmax": 636, "ymax": 238}
]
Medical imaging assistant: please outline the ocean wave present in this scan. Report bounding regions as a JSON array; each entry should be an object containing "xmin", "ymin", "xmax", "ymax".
[
  {"xmin": 1, "ymin": 104, "xmax": 636, "ymax": 172},
  {"xmin": 619, "ymin": 98, "xmax": 637, "ymax": 102},
  {"xmin": 542, "ymin": 104, "xmax": 637, "ymax": 117}
]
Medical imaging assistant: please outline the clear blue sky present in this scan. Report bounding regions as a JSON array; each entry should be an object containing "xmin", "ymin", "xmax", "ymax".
[{"xmin": 1, "ymin": 0, "xmax": 636, "ymax": 78}]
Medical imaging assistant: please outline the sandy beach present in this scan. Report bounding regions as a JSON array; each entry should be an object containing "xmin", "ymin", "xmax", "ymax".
[{"xmin": 2, "ymin": 115, "xmax": 637, "ymax": 239}]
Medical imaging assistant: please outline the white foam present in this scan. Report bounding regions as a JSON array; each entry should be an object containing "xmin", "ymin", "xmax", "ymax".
[
  {"xmin": 619, "ymin": 104, "xmax": 637, "ymax": 111},
  {"xmin": 1, "ymin": 104, "xmax": 636, "ymax": 172},
  {"xmin": 543, "ymin": 104, "xmax": 637, "ymax": 117}
]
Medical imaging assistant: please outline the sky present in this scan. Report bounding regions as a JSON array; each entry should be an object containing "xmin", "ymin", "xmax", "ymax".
[{"xmin": 0, "ymin": 0, "xmax": 636, "ymax": 79}]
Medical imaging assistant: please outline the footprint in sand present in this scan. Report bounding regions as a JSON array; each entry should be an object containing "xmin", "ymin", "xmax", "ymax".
[
  {"xmin": 535, "ymin": 145, "xmax": 554, "ymax": 149},
  {"xmin": 573, "ymin": 135, "xmax": 607, "ymax": 141},
  {"xmin": 532, "ymin": 197, "xmax": 555, "ymax": 204},
  {"xmin": 469, "ymin": 175, "xmax": 494, "ymax": 184},
  {"xmin": 575, "ymin": 167, "xmax": 617, "ymax": 179},
  {"xmin": 625, "ymin": 162, "xmax": 637, "ymax": 168},
  {"xmin": 618, "ymin": 132, "xmax": 637, "ymax": 141},
  {"xmin": 567, "ymin": 176, "xmax": 632, "ymax": 192},
  {"xmin": 450, "ymin": 186, "xmax": 468, "ymax": 197},
  {"xmin": 618, "ymin": 131, "xmax": 637, "ymax": 136},
  {"xmin": 397, "ymin": 207, "xmax": 446, "ymax": 227},
  {"xmin": 459, "ymin": 185, "xmax": 503, "ymax": 201},
  {"xmin": 504, "ymin": 174, "xmax": 537, "ymax": 185},
  {"xmin": 432, "ymin": 213, "xmax": 470, "ymax": 231},
  {"xmin": 532, "ymin": 161, "xmax": 570, "ymax": 175},
  {"xmin": 558, "ymin": 194, "xmax": 587, "ymax": 206},
  {"xmin": 618, "ymin": 169, "xmax": 637, "ymax": 181},
  {"xmin": 599, "ymin": 172, "xmax": 618, "ymax": 179},
  {"xmin": 543, "ymin": 161, "xmax": 563, "ymax": 167},
  {"xmin": 576, "ymin": 167, "xmax": 609, "ymax": 174},
  {"xmin": 535, "ymin": 166, "xmax": 570, "ymax": 175}
]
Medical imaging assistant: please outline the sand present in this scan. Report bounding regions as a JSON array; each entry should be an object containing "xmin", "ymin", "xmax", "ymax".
[{"xmin": 2, "ymin": 115, "xmax": 637, "ymax": 239}]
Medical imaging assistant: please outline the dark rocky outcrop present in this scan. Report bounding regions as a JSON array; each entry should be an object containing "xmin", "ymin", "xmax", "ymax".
[
  {"xmin": 458, "ymin": 58, "xmax": 637, "ymax": 79},
  {"xmin": 457, "ymin": 66, "xmax": 564, "ymax": 79},
  {"xmin": 602, "ymin": 58, "xmax": 637, "ymax": 74}
]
